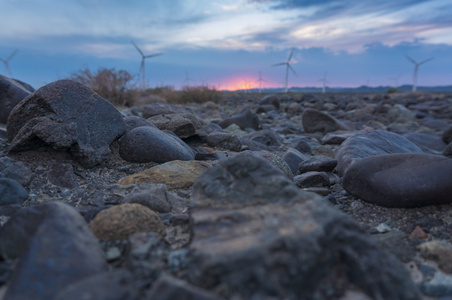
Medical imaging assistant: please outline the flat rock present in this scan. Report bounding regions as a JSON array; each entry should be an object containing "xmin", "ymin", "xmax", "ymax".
[
  {"xmin": 342, "ymin": 153, "xmax": 452, "ymax": 208},
  {"xmin": 219, "ymin": 108, "xmax": 260, "ymax": 130},
  {"xmin": 118, "ymin": 160, "xmax": 211, "ymax": 190},
  {"xmin": 294, "ymin": 171, "xmax": 330, "ymax": 188},
  {"xmin": 119, "ymin": 126, "xmax": 195, "ymax": 163},
  {"xmin": 6, "ymin": 79, "xmax": 126, "ymax": 168},
  {"xmin": 142, "ymin": 103, "xmax": 187, "ymax": 119},
  {"xmin": 89, "ymin": 203, "xmax": 166, "ymax": 241},
  {"xmin": 335, "ymin": 130, "xmax": 423, "ymax": 176},
  {"xmin": 302, "ymin": 108, "xmax": 350, "ymax": 134},
  {"xmin": 148, "ymin": 113, "xmax": 205, "ymax": 138},
  {"xmin": 1, "ymin": 202, "xmax": 106, "ymax": 300},
  {"xmin": 206, "ymin": 132, "xmax": 242, "ymax": 152},
  {"xmin": 189, "ymin": 152, "xmax": 421, "ymax": 299},
  {"xmin": 0, "ymin": 75, "xmax": 31, "ymax": 124},
  {"xmin": 298, "ymin": 156, "xmax": 338, "ymax": 173}
]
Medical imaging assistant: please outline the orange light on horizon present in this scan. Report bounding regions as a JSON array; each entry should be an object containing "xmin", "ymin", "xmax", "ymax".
[{"xmin": 220, "ymin": 76, "xmax": 273, "ymax": 91}]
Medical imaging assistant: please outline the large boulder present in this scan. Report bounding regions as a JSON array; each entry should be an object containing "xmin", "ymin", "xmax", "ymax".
[
  {"xmin": 6, "ymin": 80, "xmax": 126, "ymax": 168},
  {"xmin": 342, "ymin": 153, "xmax": 452, "ymax": 208},
  {"xmin": 0, "ymin": 202, "xmax": 106, "ymax": 300},
  {"xmin": 0, "ymin": 75, "xmax": 31, "ymax": 124},
  {"xmin": 335, "ymin": 130, "xmax": 423, "ymax": 176},
  {"xmin": 188, "ymin": 152, "xmax": 421, "ymax": 299}
]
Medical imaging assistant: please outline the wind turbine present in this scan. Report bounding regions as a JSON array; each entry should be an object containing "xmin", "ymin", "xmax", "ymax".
[
  {"xmin": 405, "ymin": 55, "xmax": 433, "ymax": 92},
  {"xmin": 389, "ymin": 73, "xmax": 402, "ymax": 88},
  {"xmin": 131, "ymin": 41, "xmax": 163, "ymax": 90},
  {"xmin": 272, "ymin": 48, "xmax": 296, "ymax": 93},
  {"xmin": 0, "ymin": 49, "xmax": 18, "ymax": 77},
  {"xmin": 318, "ymin": 71, "xmax": 329, "ymax": 93},
  {"xmin": 255, "ymin": 71, "xmax": 267, "ymax": 94},
  {"xmin": 182, "ymin": 71, "xmax": 194, "ymax": 87}
]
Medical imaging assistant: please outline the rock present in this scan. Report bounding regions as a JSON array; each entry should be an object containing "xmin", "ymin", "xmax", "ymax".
[
  {"xmin": 0, "ymin": 178, "xmax": 28, "ymax": 215},
  {"xmin": 289, "ymin": 137, "xmax": 312, "ymax": 155},
  {"xmin": 1, "ymin": 202, "xmax": 106, "ymax": 300},
  {"xmin": 404, "ymin": 132, "xmax": 446, "ymax": 153},
  {"xmin": 47, "ymin": 163, "xmax": 79, "ymax": 189},
  {"xmin": 245, "ymin": 129, "xmax": 282, "ymax": 147},
  {"xmin": 342, "ymin": 153, "xmax": 452, "ymax": 208},
  {"xmin": 206, "ymin": 132, "xmax": 242, "ymax": 152},
  {"xmin": 195, "ymin": 152, "xmax": 229, "ymax": 161},
  {"xmin": 189, "ymin": 152, "xmax": 421, "ymax": 300},
  {"xmin": 387, "ymin": 104, "xmax": 416, "ymax": 123},
  {"xmin": 147, "ymin": 113, "xmax": 205, "ymax": 138},
  {"xmin": 123, "ymin": 115, "xmax": 156, "ymax": 132},
  {"xmin": 53, "ymin": 270, "xmax": 137, "ymax": 300},
  {"xmin": 335, "ymin": 130, "xmax": 423, "ymax": 176},
  {"xmin": 294, "ymin": 171, "xmax": 330, "ymax": 188},
  {"xmin": 218, "ymin": 108, "xmax": 260, "ymax": 130},
  {"xmin": 321, "ymin": 131, "xmax": 355, "ymax": 145},
  {"xmin": 258, "ymin": 94, "xmax": 280, "ymax": 110},
  {"xmin": 442, "ymin": 126, "xmax": 452, "ymax": 145},
  {"xmin": 418, "ymin": 241, "xmax": 452, "ymax": 274},
  {"xmin": 0, "ymin": 157, "xmax": 32, "ymax": 186},
  {"xmin": 203, "ymin": 122, "xmax": 223, "ymax": 134},
  {"xmin": 146, "ymin": 273, "xmax": 222, "ymax": 300},
  {"xmin": 285, "ymin": 102, "xmax": 302, "ymax": 114},
  {"xmin": 142, "ymin": 103, "xmax": 187, "ymax": 119},
  {"xmin": 256, "ymin": 151, "xmax": 294, "ymax": 179},
  {"xmin": 7, "ymin": 80, "xmax": 126, "ymax": 168},
  {"xmin": 298, "ymin": 156, "xmax": 338, "ymax": 173},
  {"xmin": 302, "ymin": 108, "xmax": 349, "ymax": 134},
  {"xmin": 125, "ymin": 184, "xmax": 172, "ymax": 213},
  {"xmin": 89, "ymin": 203, "xmax": 166, "ymax": 241},
  {"xmin": 118, "ymin": 160, "xmax": 211, "ymax": 190},
  {"xmin": 282, "ymin": 148, "xmax": 307, "ymax": 175},
  {"xmin": 119, "ymin": 126, "xmax": 195, "ymax": 163},
  {"xmin": 0, "ymin": 75, "xmax": 31, "ymax": 124},
  {"xmin": 223, "ymin": 123, "xmax": 246, "ymax": 135}
]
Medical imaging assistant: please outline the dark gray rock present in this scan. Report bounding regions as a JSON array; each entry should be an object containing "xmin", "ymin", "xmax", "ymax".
[
  {"xmin": 203, "ymin": 122, "xmax": 223, "ymax": 134},
  {"xmin": 206, "ymin": 132, "xmax": 242, "ymax": 152},
  {"xmin": 0, "ymin": 128, "xmax": 6, "ymax": 140},
  {"xmin": 148, "ymin": 113, "xmax": 205, "ymax": 138},
  {"xmin": 321, "ymin": 131, "xmax": 355, "ymax": 145},
  {"xmin": 404, "ymin": 132, "xmax": 446, "ymax": 153},
  {"xmin": 444, "ymin": 142, "xmax": 452, "ymax": 158},
  {"xmin": 146, "ymin": 273, "xmax": 222, "ymax": 300},
  {"xmin": 53, "ymin": 270, "xmax": 137, "ymax": 300},
  {"xmin": 1, "ymin": 202, "xmax": 106, "ymax": 300},
  {"xmin": 294, "ymin": 171, "xmax": 330, "ymax": 188},
  {"xmin": 256, "ymin": 151, "xmax": 294, "ymax": 180},
  {"xmin": 442, "ymin": 126, "xmax": 452, "ymax": 145},
  {"xmin": 142, "ymin": 103, "xmax": 187, "ymax": 119},
  {"xmin": 123, "ymin": 115, "xmax": 156, "ymax": 132},
  {"xmin": 245, "ymin": 129, "xmax": 282, "ymax": 147},
  {"xmin": 258, "ymin": 94, "xmax": 280, "ymax": 110},
  {"xmin": 298, "ymin": 156, "xmax": 338, "ymax": 173},
  {"xmin": 125, "ymin": 184, "xmax": 172, "ymax": 213},
  {"xmin": 219, "ymin": 108, "xmax": 260, "ymax": 130},
  {"xmin": 0, "ymin": 157, "xmax": 33, "ymax": 186},
  {"xmin": 282, "ymin": 148, "xmax": 307, "ymax": 175},
  {"xmin": 289, "ymin": 137, "xmax": 312, "ymax": 155},
  {"xmin": 189, "ymin": 152, "xmax": 421, "ymax": 300},
  {"xmin": 48, "ymin": 163, "xmax": 79, "ymax": 189},
  {"xmin": 119, "ymin": 126, "xmax": 195, "ymax": 163},
  {"xmin": 0, "ymin": 75, "xmax": 31, "ymax": 124},
  {"xmin": 285, "ymin": 102, "xmax": 302, "ymax": 114},
  {"xmin": 0, "ymin": 178, "xmax": 28, "ymax": 213},
  {"xmin": 6, "ymin": 80, "xmax": 126, "ymax": 168},
  {"xmin": 302, "ymin": 108, "xmax": 349, "ymax": 134},
  {"xmin": 195, "ymin": 152, "xmax": 229, "ymax": 161},
  {"xmin": 335, "ymin": 130, "xmax": 423, "ymax": 176},
  {"xmin": 343, "ymin": 153, "xmax": 452, "ymax": 208}
]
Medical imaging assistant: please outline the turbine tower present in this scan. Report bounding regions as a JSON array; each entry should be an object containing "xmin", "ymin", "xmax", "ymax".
[
  {"xmin": 183, "ymin": 71, "xmax": 194, "ymax": 87},
  {"xmin": 318, "ymin": 71, "xmax": 329, "ymax": 93},
  {"xmin": 272, "ymin": 48, "xmax": 296, "ymax": 93},
  {"xmin": 131, "ymin": 41, "xmax": 163, "ymax": 90},
  {"xmin": 255, "ymin": 71, "xmax": 267, "ymax": 94},
  {"xmin": 405, "ymin": 55, "xmax": 433, "ymax": 92},
  {"xmin": 0, "ymin": 49, "xmax": 18, "ymax": 77}
]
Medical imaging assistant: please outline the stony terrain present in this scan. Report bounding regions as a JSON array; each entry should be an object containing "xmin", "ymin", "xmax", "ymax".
[{"xmin": 1, "ymin": 75, "xmax": 452, "ymax": 299}]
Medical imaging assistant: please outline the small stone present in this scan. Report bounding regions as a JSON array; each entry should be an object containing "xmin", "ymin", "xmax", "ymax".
[
  {"xmin": 418, "ymin": 241, "xmax": 452, "ymax": 274},
  {"xmin": 206, "ymin": 132, "xmax": 242, "ymax": 152},
  {"xmin": 88, "ymin": 203, "xmax": 166, "ymax": 241},
  {"xmin": 409, "ymin": 225, "xmax": 429, "ymax": 239},
  {"xmin": 147, "ymin": 113, "xmax": 205, "ymax": 138},
  {"xmin": 302, "ymin": 108, "xmax": 349, "ymax": 134},
  {"xmin": 0, "ymin": 178, "xmax": 28, "ymax": 207},
  {"xmin": 294, "ymin": 171, "xmax": 330, "ymax": 188},
  {"xmin": 118, "ymin": 160, "xmax": 211, "ymax": 190},
  {"xmin": 219, "ymin": 108, "xmax": 260, "ymax": 130},
  {"xmin": 298, "ymin": 156, "xmax": 338, "ymax": 173}
]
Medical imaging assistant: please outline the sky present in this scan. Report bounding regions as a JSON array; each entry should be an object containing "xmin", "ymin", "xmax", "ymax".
[{"xmin": 0, "ymin": 0, "xmax": 451, "ymax": 91}]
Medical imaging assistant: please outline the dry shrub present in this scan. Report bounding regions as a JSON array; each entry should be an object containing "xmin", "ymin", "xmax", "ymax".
[
  {"xmin": 69, "ymin": 68, "xmax": 139, "ymax": 107},
  {"xmin": 142, "ymin": 86, "xmax": 222, "ymax": 104}
]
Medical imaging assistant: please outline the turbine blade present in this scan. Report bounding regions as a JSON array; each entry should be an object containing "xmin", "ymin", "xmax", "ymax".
[
  {"xmin": 131, "ymin": 41, "xmax": 144, "ymax": 57},
  {"xmin": 287, "ymin": 48, "xmax": 295, "ymax": 62},
  {"xmin": 272, "ymin": 62, "xmax": 286, "ymax": 67},
  {"xmin": 5, "ymin": 64, "xmax": 11, "ymax": 75},
  {"xmin": 144, "ymin": 53, "xmax": 163, "ymax": 58},
  {"xmin": 288, "ymin": 64, "xmax": 297, "ymax": 76},
  {"xmin": 404, "ymin": 55, "xmax": 416, "ymax": 64},
  {"xmin": 419, "ymin": 57, "xmax": 434, "ymax": 65},
  {"xmin": 7, "ymin": 49, "xmax": 18, "ymax": 61}
]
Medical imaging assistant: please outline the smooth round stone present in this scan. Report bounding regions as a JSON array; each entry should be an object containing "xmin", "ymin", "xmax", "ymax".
[
  {"xmin": 119, "ymin": 126, "xmax": 195, "ymax": 163},
  {"xmin": 342, "ymin": 153, "xmax": 452, "ymax": 208}
]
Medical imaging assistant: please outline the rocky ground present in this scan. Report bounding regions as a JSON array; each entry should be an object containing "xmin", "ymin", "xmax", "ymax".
[{"xmin": 1, "ymin": 76, "xmax": 452, "ymax": 299}]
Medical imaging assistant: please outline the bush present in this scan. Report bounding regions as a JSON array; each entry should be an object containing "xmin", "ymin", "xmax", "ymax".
[
  {"xmin": 142, "ymin": 86, "xmax": 222, "ymax": 105},
  {"xmin": 69, "ymin": 68, "xmax": 139, "ymax": 107},
  {"xmin": 387, "ymin": 87, "xmax": 399, "ymax": 94}
]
